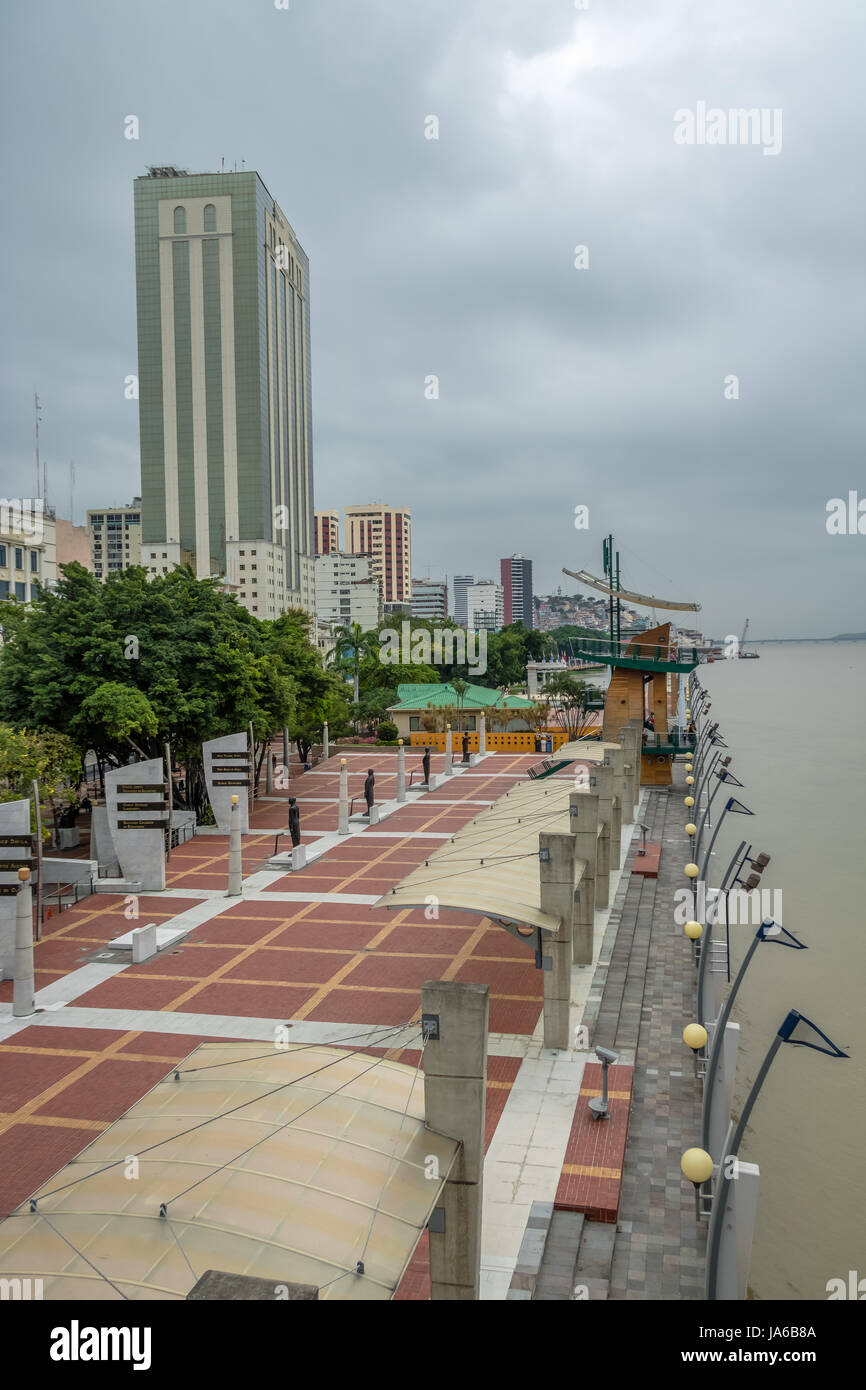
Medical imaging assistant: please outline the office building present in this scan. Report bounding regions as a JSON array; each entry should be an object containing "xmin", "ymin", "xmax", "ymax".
[
  {"xmin": 500, "ymin": 554, "xmax": 533, "ymax": 627},
  {"xmin": 315, "ymin": 552, "xmax": 380, "ymax": 630},
  {"xmin": 465, "ymin": 579, "xmax": 504, "ymax": 632},
  {"xmin": 345, "ymin": 504, "xmax": 411, "ymax": 605},
  {"xmin": 453, "ymin": 574, "xmax": 474, "ymax": 626},
  {"xmin": 88, "ymin": 498, "xmax": 142, "ymax": 580},
  {"xmin": 134, "ymin": 166, "xmax": 315, "ymax": 619},
  {"xmin": 314, "ymin": 509, "xmax": 340, "ymax": 555},
  {"xmin": 411, "ymin": 578, "xmax": 448, "ymax": 621}
]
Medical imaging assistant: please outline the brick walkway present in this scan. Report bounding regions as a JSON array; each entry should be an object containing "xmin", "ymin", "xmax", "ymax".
[{"xmin": 607, "ymin": 776, "xmax": 707, "ymax": 1298}]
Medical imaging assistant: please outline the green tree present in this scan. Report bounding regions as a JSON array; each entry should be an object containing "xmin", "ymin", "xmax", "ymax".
[
  {"xmin": 330, "ymin": 622, "xmax": 381, "ymax": 703},
  {"xmin": 0, "ymin": 564, "xmax": 333, "ymax": 813},
  {"xmin": 0, "ymin": 724, "xmax": 81, "ymax": 837}
]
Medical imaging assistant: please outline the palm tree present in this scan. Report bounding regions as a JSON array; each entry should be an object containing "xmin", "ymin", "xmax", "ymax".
[
  {"xmin": 451, "ymin": 678, "xmax": 470, "ymax": 729},
  {"xmin": 330, "ymin": 622, "xmax": 380, "ymax": 704}
]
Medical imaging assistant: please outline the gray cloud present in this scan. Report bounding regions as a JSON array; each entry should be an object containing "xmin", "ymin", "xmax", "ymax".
[{"xmin": 1, "ymin": 0, "xmax": 864, "ymax": 636}]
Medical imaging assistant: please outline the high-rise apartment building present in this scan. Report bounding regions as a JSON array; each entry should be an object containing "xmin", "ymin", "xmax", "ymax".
[
  {"xmin": 466, "ymin": 579, "xmax": 504, "ymax": 632},
  {"xmin": 134, "ymin": 166, "xmax": 315, "ymax": 619},
  {"xmin": 411, "ymin": 578, "xmax": 448, "ymax": 621},
  {"xmin": 315, "ymin": 552, "xmax": 380, "ymax": 630},
  {"xmin": 314, "ymin": 509, "xmax": 339, "ymax": 555},
  {"xmin": 500, "ymin": 554, "xmax": 533, "ymax": 627},
  {"xmin": 344, "ymin": 504, "xmax": 411, "ymax": 605},
  {"xmin": 88, "ymin": 498, "xmax": 142, "ymax": 580},
  {"xmin": 453, "ymin": 574, "xmax": 474, "ymax": 626}
]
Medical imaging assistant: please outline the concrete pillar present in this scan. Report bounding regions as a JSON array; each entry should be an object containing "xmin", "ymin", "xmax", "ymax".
[
  {"xmin": 227, "ymin": 797, "xmax": 242, "ymax": 896},
  {"xmin": 609, "ymin": 743, "xmax": 632, "ymax": 824},
  {"xmin": 13, "ymin": 869, "xmax": 35, "ymax": 1018},
  {"xmin": 266, "ymin": 748, "xmax": 274, "ymax": 795},
  {"xmin": 593, "ymin": 764, "xmax": 614, "ymax": 908},
  {"xmin": 423, "ymin": 980, "xmax": 489, "ymax": 1301},
  {"xmin": 479, "ymin": 716, "xmax": 486, "ymax": 755},
  {"xmin": 282, "ymin": 727, "xmax": 290, "ymax": 778},
  {"xmin": 322, "ymin": 722, "xmax": 329, "ymax": 761},
  {"xmin": 569, "ymin": 791, "xmax": 599, "ymax": 965},
  {"xmin": 338, "ymin": 759, "xmax": 349, "ymax": 835},
  {"xmin": 538, "ymin": 830, "xmax": 576, "ymax": 1049},
  {"xmin": 705, "ymin": 1021, "xmax": 741, "ymax": 1164},
  {"xmin": 602, "ymin": 754, "xmax": 623, "ymax": 868},
  {"xmin": 444, "ymin": 726, "xmax": 453, "ymax": 777},
  {"xmin": 621, "ymin": 722, "xmax": 642, "ymax": 807},
  {"xmin": 396, "ymin": 741, "xmax": 407, "ymax": 803}
]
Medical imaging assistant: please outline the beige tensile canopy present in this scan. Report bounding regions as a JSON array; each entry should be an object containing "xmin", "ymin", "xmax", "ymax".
[
  {"xmin": 375, "ymin": 775, "xmax": 610, "ymax": 934},
  {"xmin": 0, "ymin": 1042, "xmax": 460, "ymax": 1301}
]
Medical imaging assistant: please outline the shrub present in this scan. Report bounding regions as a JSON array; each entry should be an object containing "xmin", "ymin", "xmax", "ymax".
[{"xmin": 377, "ymin": 721, "xmax": 399, "ymax": 741}]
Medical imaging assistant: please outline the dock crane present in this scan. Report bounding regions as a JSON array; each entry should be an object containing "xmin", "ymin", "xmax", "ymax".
[{"xmin": 738, "ymin": 618, "xmax": 760, "ymax": 659}]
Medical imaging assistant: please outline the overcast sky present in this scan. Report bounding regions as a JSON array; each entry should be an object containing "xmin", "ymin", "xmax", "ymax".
[{"xmin": 1, "ymin": 0, "xmax": 864, "ymax": 638}]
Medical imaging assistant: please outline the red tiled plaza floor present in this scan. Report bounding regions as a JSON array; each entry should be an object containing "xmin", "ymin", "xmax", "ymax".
[{"xmin": 0, "ymin": 749, "xmax": 547, "ymax": 1294}]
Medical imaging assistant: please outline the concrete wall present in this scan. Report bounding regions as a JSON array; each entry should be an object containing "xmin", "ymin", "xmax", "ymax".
[
  {"xmin": 105, "ymin": 758, "xmax": 167, "ymax": 891},
  {"xmin": 0, "ymin": 798, "xmax": 31, "ymax": 980}
]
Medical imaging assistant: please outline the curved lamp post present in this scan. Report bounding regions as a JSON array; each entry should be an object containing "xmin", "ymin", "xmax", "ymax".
[
  {"xmin": 695, "ymin": 799, "xmax": 756, "ymax": 1025},
  {"xmin": 694, "ymin": 763, "xmax": 739, "ymax": 859},
  {"xmin": 701, "ymin": 917, "xmax": 806, "ymax": 1154},
  {"xmin": 705, "ymin": 1009, "xmax": 848, "ymax": 1301}
]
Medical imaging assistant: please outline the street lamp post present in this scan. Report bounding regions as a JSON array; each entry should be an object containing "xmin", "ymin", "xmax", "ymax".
[
  {"xmin": 705, "ymin": 1009, "xmax": 848, "ymax": 1300},
  {"xmin": 696, "ymin": 798, "xmax": 755, "ymax": 1026},
  {"xmin": 701, "ymin": 917, "xmax": 806, "ymax": 1155}
]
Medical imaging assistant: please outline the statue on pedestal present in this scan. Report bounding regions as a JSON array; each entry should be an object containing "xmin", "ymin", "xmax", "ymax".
[
  {"xmin": 288, "ymin": 797, "xmax": 301, "ymax": 847},
  {"xmin": 364, "ymin": 769, "xmax": 375, "ymax": 812},
  {"xmin": 422, "ymin": 748, "xmax": 431, "ymax": 787}
]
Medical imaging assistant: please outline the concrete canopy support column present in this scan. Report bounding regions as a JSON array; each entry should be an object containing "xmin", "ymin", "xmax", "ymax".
[
  {"xmin": 338, "ymin": 760, "xmax": 349, "ymax": 835},
  {"xmin": 608, "ymin": 744, "xmax": 631, "ymax": 825},
  {"xmin": 479, "ymin": 716, "xmax": 486, "ymax": 755},
  {"xmin": 593, "ymin": 764, "xmax": 614, "ymax": 908},
  {"xmin": 538, "ymin": 830, "xmax": 576, "ymax": 1049},
  {"xmin": 444, "ymin": 725, "xmax": 453, "ymax": 777},
  {"xmin": 621, "ymin": 722, "xmax": 642, "ymax": 808},
  {"xmin": 396, "ymin": 741, "xmax": 407, "ymax": 803},
  {"xmin": 322, "ymin": 722, "xmax": 329, "ymax": 761},
  {"xmin": 266, "ymin": 749, "xmax": 274, "ymax": 795},
  {"xmin": 569, "ymin": 791, "xmax": 599, "ymax": 965},
  {"xmin": 13, "ymin": 870, "xmax": 35, "ymax": 1018},
  {"xmin": 423, "ymin": 980, "xmax": 489, "ymax": 1301}
]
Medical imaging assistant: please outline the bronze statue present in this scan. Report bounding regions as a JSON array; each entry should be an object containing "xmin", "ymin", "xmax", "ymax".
[
  {"xmin": 364, "ymin": 769, "xmax": 375, "ymax": 811},
  {"xmin": 288, "ymin": 796, "xmax": 301, "ymax": 847}
]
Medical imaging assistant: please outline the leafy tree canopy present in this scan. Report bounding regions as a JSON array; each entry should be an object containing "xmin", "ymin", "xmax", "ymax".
[{"xmin": 0, "ymin": 564, "xmax": 347, "ymax": 768}]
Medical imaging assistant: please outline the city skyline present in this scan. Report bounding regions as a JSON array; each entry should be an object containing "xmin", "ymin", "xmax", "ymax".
[{"xmin": 1, "ymin": 1, "xmax": 864, "ymax": 638}]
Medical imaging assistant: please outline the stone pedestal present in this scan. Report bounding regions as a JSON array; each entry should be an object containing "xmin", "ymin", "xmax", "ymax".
[
  {"xmin": 132, "ymin": 923, "xmax": 158, "ymax": 963},
  {"xmin": 291, "ymin": 844, "xmax": 307, "ymax": 871}
]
